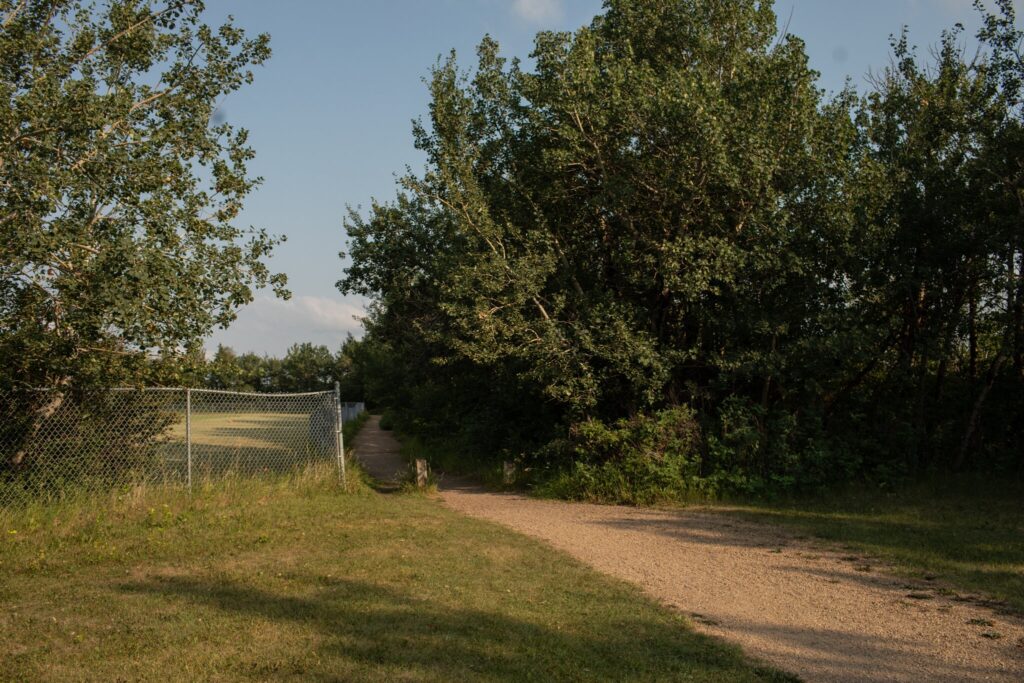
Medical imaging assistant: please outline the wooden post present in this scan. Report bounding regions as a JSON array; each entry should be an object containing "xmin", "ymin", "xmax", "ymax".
[
  {"xmin": 503, "ymin": 461, "xmax": 516, "ymax": 485},
  {"xmin": 415, "ymin": 459, "xmax": 429, "ymax": 488}
]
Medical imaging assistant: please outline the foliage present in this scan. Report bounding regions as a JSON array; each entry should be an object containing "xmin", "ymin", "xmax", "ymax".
[
  {"xmin": 0, "ymin": 0, "xmax": 286, "ymax": 395},
  {"xmin": 197, "ymin": 338, "xmax": 368, "ymax": 395},
  {"xmin": 340, "ymin": 0, "xmax": 1024, "ymax": 497},
  {"xmin": 538, "ymin": 407, "xmax": 704, "ymax": 504},
  {"xmin": 0, "ymin": 387, "xmax": 179, "ymax": 498}
]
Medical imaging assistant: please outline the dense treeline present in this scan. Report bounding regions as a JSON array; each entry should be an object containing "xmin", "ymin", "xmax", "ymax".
[
  {"xmin": 340, "ymin": 0, "xmax": 1024, "ymax": 497},
  {"xmin": 197, "ymin": 338, "xmax": 366, "ymax": 397}
]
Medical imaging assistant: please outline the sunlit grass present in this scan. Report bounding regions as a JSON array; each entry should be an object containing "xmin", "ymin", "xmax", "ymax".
[{"xmin": 0, "ymin": 462, "xmax": 793, "ymax": 682}]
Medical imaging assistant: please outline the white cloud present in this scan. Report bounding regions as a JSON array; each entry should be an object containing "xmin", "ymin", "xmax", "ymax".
[
  {"xmin": 205, "ymin": 294, "xmax": 367, "ymax": 357},
  {"xmin": 512, "ymin": 0, "xmax": 563, "ymax": 24}
]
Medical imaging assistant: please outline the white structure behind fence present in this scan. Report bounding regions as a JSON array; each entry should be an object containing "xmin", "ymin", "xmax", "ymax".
[{"xmin": 341, "ymin": 402, "xmax": 366, "ymax": 423}]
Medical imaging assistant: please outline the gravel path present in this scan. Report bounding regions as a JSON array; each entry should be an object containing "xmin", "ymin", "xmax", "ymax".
[{"xmin": 352, "ymin": 417, "xmax": 1024, "ymax": 682}]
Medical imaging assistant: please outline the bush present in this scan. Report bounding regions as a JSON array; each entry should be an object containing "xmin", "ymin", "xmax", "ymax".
[
  {"xmin": 538, "ymin": 406, "xmax": 707, "ymax": 505},
  {"xmin": 535, "ymin": 402, "xmax": 869, "ymax": 503}
]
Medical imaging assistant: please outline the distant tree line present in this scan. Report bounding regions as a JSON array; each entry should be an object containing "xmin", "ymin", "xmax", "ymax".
[
  {"xmin": 198, "ymin": 337, "xmax": 366, "ymax": 399},
  {"xmin": 340, "ymin": 0, "xmax": 1024, "ymax": 497}
]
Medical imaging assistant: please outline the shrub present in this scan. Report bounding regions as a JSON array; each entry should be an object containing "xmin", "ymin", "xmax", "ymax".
[{"xmin": 539, "ymin": 406, "xmax": 705, "ymax": 505}]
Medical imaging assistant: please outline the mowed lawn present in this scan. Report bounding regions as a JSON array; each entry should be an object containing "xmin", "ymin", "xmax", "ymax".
[
  {"xmin": 0, "ymin": 411, "xmax": 331, "ymax": 509},
  {"xmin": 168, "ymin": 412, "xmax": 309, "ymax": 450},
  {"xmin": 0, "ymin": 467, "xmax": 794, "ymax": 682},
  {"xmin": 157, "ymin": 411, "xmax": 338, "ymax": 480}
]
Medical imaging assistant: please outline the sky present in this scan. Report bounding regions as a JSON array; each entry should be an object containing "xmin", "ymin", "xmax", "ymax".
[{"xmin": 201, "ymin": 0, "xmax": 1016, "ymax": 357}]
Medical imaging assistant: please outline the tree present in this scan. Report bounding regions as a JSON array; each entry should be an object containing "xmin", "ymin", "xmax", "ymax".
[
  {"xmin": 341, "ymin": 0, "xmax": 1024, "ymax": 491},
  {"xmin": 207, "ymin": 344, "xmax": 252, "ymax": 391},
  {"xmin": 334, "ymin": 334, "xmax": 364, "ymax": 401},
  {"xmin": 280, "ymin": 342, "xmax": 336, "ymax": 392},
  {"xmin": 235, "ymin": 351, "xmax": 271, "ymax": 391},
  {"xmin": 0, "ymin": 0, "xmax": 287, "ymax": 395},
  {"xmin": 825, "ymin": 24, "xmax": 1015, "ymax": 475},
  {"xmin": 342, "ymin": 0, "xmax": 851, "ymax": 473}
]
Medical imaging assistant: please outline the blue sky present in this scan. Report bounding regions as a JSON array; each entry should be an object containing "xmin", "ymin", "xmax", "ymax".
[{"xmin": 202, "ymin": 0, "xmax": 1014, "ymax": 356}]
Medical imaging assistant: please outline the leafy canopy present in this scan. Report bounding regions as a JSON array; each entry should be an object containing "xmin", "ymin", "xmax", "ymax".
[
  {"xmin": 1, "ymin": 0, "xmax": 286, "ymax": 389},
  {"xmin": 341, "ymin": 0, "xmax": 1024, "ymax": 492}
]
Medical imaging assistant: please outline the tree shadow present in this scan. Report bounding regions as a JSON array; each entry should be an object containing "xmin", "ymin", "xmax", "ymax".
[
  {"xmin": 704, "ymin": 616, "xmax": 1019, "ymax": 683},
  {"xmin": 120, "ymin": 574, "xmax": 776, "ymax": 681},
  {"xmin": 590, "ymin": 512, "xmax": 794, "ymax": 551}
]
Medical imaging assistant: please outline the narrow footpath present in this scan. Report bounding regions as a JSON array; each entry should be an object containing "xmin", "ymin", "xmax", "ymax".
[
  {"xmin": 350, "ymin": 415, "xmax": 407, "ymax": 484},
  {"xmin": 351, "ymin": 416, "xmax": 1024, "ymax": 683}
]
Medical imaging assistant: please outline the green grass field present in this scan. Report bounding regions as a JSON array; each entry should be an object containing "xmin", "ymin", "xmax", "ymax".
[
  {"xmin": 0, "ymin": 409, "xmax": 344, "ymax": 508},
  {"xmin": 0, "ymin": 464, "xmax": 795, "ymax": 682},
  {"xmin": 163, "ymin": 411, "xmax": 333, "ymax": 477},
  {"xmin": 168, "ymin": 411, "xmax": 307, "ymax": 450}
]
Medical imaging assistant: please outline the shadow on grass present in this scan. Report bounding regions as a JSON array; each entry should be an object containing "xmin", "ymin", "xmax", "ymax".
[
  {"xmin": 121, "ymin": 575, "xmax": 790, "ymax": 682},
  {"xmin": 581, "ymin": 501, "xmax": 1022, "ymax": 611},
  {"xmin": 733, "ymin": 503, "xmax": 1024, "ymax": 611}
]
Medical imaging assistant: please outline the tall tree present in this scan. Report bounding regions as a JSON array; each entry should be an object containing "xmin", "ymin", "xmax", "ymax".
[
  {"xmin": 207, "ymin": 344, "xmax": 251, "ymax": 391},
  {"xmin": 280, "ymin": 342, "xmax": 336, "ymax": 392},
  {"xmin": 342, "ymin": 0, "xmax": 1024, "ymax": 489},
  {"xmin": 0, "ymin": 0, "xmax": 286, "ymax": 395},
  {"xmin": 342, "ymin": 0, "xmax": 852, "ymax": 469}
]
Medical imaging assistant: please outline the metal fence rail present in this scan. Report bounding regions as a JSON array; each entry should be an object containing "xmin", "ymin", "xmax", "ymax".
[{"xmin": 0, "ymin": 385, "xmax": 364, "ymax": 506}]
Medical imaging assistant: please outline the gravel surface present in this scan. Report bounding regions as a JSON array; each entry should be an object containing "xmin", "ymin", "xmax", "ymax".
[{"xmin": 352, "ymin": 417, "xmax": 1024, "ymax": 682}]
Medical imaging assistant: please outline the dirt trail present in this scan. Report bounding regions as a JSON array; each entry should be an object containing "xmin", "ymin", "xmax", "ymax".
[
  {"xmin": 352, "ymin": 417, "xmax": 1024, "ymax": 682},
  {"xmin": 350, "ymin": 415, "xmax": 407, "ymax": 484}
]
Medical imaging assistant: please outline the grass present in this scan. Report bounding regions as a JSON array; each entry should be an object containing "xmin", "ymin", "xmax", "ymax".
[
  {"xmin": 0, "ymin": 466, "xmax": 795, "ymax": 682},
  {"xmin": 168, "ymin": 411, "xmax": 309, "ymax": 450},
  {"xmin": 167, "ymin": 410, "xmax": 335, "ymax": 477},
  {"xmin": 723, "ymin": 479, "xmax": 1024, "ymax": 613}
]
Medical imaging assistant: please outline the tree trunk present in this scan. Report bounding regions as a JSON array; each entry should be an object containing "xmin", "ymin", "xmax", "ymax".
[
  {"xmin": 954, "ymin": 352, "xmax": 1006, "ymax": 471},
  {"xmin": 9, "ymin": 389, "xmax": 66, "ymax": 468},
  {"xmin": 968, "ymin": 288, "xmax": 977, "ymax": 381},
  {"xmin": 1013, "ymin": 245, "xmax": 1023, "ymax": 378}
]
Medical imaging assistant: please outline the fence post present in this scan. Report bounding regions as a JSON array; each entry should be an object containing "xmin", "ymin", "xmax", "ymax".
[
  {"xmin": 334, "ymin": 381, "xmax": 346, "ymax": 486},
  {"xmin": 185, "ymin": 388, "xmax": 192, "ymax": 492}
]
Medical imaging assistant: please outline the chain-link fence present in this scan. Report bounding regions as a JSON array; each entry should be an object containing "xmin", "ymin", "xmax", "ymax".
[{"xmin": 0, "ymin": 386, "xmax": 362, "ymax": 506}]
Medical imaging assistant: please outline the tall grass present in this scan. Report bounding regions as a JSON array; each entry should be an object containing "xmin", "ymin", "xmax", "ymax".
[{"xmin": 0, "ymin": 461, "xmax": 370, "ymax": 568}]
